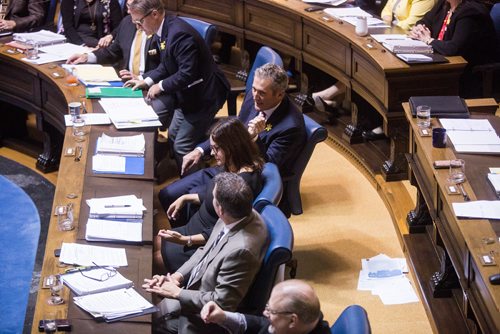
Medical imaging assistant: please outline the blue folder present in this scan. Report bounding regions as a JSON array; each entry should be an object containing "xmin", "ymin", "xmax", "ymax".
[{"xmin": 92, "ymin": 156, "xmax": 145, "ymax": 176}]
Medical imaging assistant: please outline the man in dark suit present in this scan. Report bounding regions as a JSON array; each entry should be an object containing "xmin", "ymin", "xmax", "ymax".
[
  {"xmin": 201, "ymin": 280, "xmax": 330, "ymax": 334},
  {"xmin": 158, "ymin": 63, "xmax": 306, "ymax": 213},
  {"xmin": 201, "ymin": 279, "xmax": 330, "ymax": 334},
  {"xmin": 0, "ymin": 0, "xmax": 46, "ymax": 32},
  {"xmin": 143, "ymin": 172, "xmax": 268, "ymax": 334},
  {"xmin": 67, "ymin": 14, "xmax": 160, "ymax": 80},
  {"xmin": 124, "ymin": 0, "xmax": 229, "ymax": 164}
]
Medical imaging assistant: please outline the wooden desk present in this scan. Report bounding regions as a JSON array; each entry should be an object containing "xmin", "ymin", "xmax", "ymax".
[
  {"xmin": 404, "ymin": 104, "xmax": 500, "ymax": 333},
  {"xmin": 0, "ymin": 48, "xmax": 159, "ymax": 333},
  {"xmin": 166, "ymin": 0, "xmax": 467, "ymax": 180}
]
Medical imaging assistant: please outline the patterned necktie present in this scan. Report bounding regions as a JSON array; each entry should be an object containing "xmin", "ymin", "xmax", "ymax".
[
  {"xmin": 186, "ymin": 230, "xmax": 225, "ymax": 288},
  {"xmin": 131, "ymin": 29, "xmax": 143, "ymax": 76},
  {"xmin": 0, "ymin": 0, "xmax": 10, "ymax": 20}
]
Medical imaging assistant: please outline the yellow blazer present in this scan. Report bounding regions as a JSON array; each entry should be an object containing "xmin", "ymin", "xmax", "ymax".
[{"xmin": 381, "ymin": 0, "xmax": 438, "ymax": 31}]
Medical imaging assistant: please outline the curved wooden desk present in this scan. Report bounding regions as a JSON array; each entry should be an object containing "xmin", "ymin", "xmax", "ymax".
[{"xmin": 167, "ymin": 0, "xmax": 467, "ymax": 180}]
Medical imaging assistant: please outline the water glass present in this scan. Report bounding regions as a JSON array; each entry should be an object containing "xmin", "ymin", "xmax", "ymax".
[
  {"xmin": 355, "ymin": 16, "xmax": 368, "ymax": 36},
  {"xmin": 25, "ymin": 40, "xmax": 39, "ymax": 60},
  {"xmin": 72, "ymin": 116, "xmax": 86, "ymax": 142},
  {"xmin": 448, "ymin": 159, "xmax": 465, "ymax": 185},
  {"xmin": 47, "ymin": 275, "xmax": 64, "ymax": 305},
  {"xmin": 416, "ymin": 105, "xmax": 431, "ymax": 129}
]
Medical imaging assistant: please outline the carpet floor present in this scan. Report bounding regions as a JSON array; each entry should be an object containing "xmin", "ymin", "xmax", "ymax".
[{"xmin": 0, "ymin": 156, "xmax": 55, "ymax": 334}]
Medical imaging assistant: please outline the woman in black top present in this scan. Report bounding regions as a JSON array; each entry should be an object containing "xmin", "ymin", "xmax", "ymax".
[
  {"xmin": 61, "ymin": 0, "xmax": 122, "ymax": 47},
  {"xmin": 409, "ymin": 0, "xmax": 497, "ymax": 97},
  {"xmin": 155, "ymin": 118, "xmax": 264, "ymax": 273}
]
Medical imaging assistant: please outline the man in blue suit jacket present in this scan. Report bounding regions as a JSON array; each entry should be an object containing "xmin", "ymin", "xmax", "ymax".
[
  {"xmin": 159, "ymin": 63, "xmax": 306, "ymax": 215},
  {"xmin": 125, "ymin": 0, "xmax": 229, "ymax": 165}
]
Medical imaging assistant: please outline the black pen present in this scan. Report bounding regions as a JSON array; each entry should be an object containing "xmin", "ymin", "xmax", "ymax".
[{"xmin": 104, "ymin": 204, "xmax": 131, "ymax": 208}]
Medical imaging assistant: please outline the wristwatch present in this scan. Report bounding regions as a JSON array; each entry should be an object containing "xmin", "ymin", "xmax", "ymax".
[{"xmin": 186, "ymin": 236, "xmax": 193, "ymax": 247}]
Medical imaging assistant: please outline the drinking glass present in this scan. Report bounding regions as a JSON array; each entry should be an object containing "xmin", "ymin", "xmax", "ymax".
[
  {"xmin": 25, "ymin": 40, "xmax": 39, "ymax": 60},
  {"xmin": 47, "ymin": 275, "xmax": 64, "ymax": 305},
  {"xmin": 416, "ymin": 105, "xmax": 431, "ymax": 129},
  {"xmin": 72, "ymin": 116, "xmax": 86, "ymax": 142},
  {"xmin": 448, "ymin": 159, "xmax": 465, "ymax": 185},
  {"xmin": 65, "ymin": 67, "xmax": 79, "ymax": 86},
  {"xmin": 57, "ymin": 203, "xmax": 74, "ymax": 231}
]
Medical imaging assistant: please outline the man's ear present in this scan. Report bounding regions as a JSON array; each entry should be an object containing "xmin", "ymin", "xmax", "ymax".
[{"xmin": 289, "ymin": 313, "xmax": 299, "ymax": 328}]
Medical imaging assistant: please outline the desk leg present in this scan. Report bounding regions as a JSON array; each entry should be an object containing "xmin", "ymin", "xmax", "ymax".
[
  {"xmin": 406, "ymin": 190, "xmax": 432, "ymax": 233},
  {"xmin": 342, "ymin": 102, "xmax": 364, "ymax": 144},
  {"xmin": 430, "ymin": 246, "xmax": 460, "ymax": 298},
  {"xmin": 382, "ymin": 120, "xmax": 408, "ymax": 181},
  {"xmin": 36, "ymin": 120, "xmax": 62, "ymax": 173}
]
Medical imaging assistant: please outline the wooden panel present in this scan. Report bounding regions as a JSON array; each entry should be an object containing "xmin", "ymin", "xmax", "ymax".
[
  {"xmin": 352, "ymin": 51, "xmax": 386, "ymax": 106},
  {"xmin": 176, "ymin": 0, "xmax": 243, "ymax": 26},
  {"xmin": 303, "ymin": 24, "xmax": 349, "ymax": 75},
  {"xmin": 0, "ymin": 56, "xmax": 40, "ymax": 108},
  {"xmin": 244, "ymin": 1, "xmax": 301, "ymax": 49},
  {"xmin": 41, "ymin": 77, "xmax": 67, "ymax": 133}
]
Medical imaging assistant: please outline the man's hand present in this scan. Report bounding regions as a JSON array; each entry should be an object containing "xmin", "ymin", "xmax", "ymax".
[
  {"xmin": 147, "ymin": 83, "xmax": 162, "ymax": 99},
  {"xmin": 200, "ymin": 301, "xmax": 226, "ymax": 324},
  {"xmin": 97, "ymin": 34, "xmax": 113, "ymax": 48},
  {"xmin": 166, "ymin": 196, "xmax": 186, "ymax": 220},
  {"xmin": 158, "ymin": 229, "xmax": 188, "ymax": 245},
  {"xmin": 66, "ymin": 53, "xmax": 88, "ymax": 64},
  {"xmin": 119, "ymin": 69, "xmax": 137, "ymax": 81},
  {"xmin": 143, "ymin": 273, "xmax": 183, "ymax": 298},
  {"xmin": 247, "ymin": 113, "xmax": 266, "ymax": 138},
  {"xmin": 181, "ymin": 149, "xmax": 202, "ymax": 175},
  {"xmin": 124, "ymin": 79, "xmax": 147, "ymax": 90},
  {"xmin": 0, "ymin": 19, "xmax": 16, "ymax": 31}
]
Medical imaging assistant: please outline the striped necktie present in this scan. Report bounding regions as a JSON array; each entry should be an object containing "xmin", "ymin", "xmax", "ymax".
[
  {"xmin": 131, "ymin": 29, "xmax": 143, "ymax": 76},
  {"xmin": 186, "ymin": 230, "xmax": 225, "ymax": 288}
]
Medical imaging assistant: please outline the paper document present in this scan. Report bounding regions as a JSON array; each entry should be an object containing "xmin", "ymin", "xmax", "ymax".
[
  {"xmin": 62, "ymin": 268, "xmax": 133, "ymax": 296},
  {"xmin": 439, "ymin": 119, "xmax": 500, "ymax": 154},
  {"xmin": 439, "ymin": 119, "xmax": 496, "ymax": 131},
  {"xmin": 86, "ymin": 219, "xmax": 142, "ymax": 242},
  {"xmin": 86, "ymin": 195, "xmax": 146, "ymax": 218},
  {"xmin": 39, "ymin": 43, "xmax": 90, "ymax": 59},
  {"xmin": 64, "ymin": 114, "xmax": 111, "ymax": 126},
  {"xmin": 303, "ymin": 0, "xmax": 347, "ymax": 5},
  {"xmin": 92, "ymin": 155, "xmax": 126, "ymax": 173},
  {"xmin": 98, "ymin": 98, "xmax": 161, "ymax": 129},
  {"xmin": 452, "ymin": 201, "xmax": 500, "ymax": 220},
  {"xmin": 62, "ymin": 64, "xmax": 121, "ymax": 82},
  {"xmin": 398, "ymin": 54, "xmax": 433, "ymax": 62},
  {"xmin": 73, "ymin": 288, "xmax": 154, "ymax": 320},
  {"xmin": 324, "ymin": 7, "xmax": 372, "ymax": 18},
  {"xmin": 370, "ymin": 34, "xmax": 407, "ymax": 43},
  {"xmin": 341, "ymin": 16, "xmax": 388, "ymax": 27},
  {"xmin": 96, "ymin": 133, "xmax": 145, "ymax": 156},
  {"xmin": 21, "ymin": 53, "xmax": 66, "ymax": 64},
  {"xmin": 13, "ymin": 30, "xmax": 66, "ymax": 46},
  {"xmin": 59, "ymin": 243, "xmax": 128, "ymax": 267},
  {"xmin": 487, "ymin": 173, "xmax": 500, "ymax": 198}
]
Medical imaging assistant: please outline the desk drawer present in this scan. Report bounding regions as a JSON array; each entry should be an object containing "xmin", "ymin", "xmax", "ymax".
[
  {"xmin": 303, "ymin": 24, "xmax": 348, "ymax": 74},
  {"xmin": 174, "ymin": 0, "xmax": 242, "ymax": 26},
  {"xmin": 353, "ymin": 51, "xmax": 385, "ymax": 103}
]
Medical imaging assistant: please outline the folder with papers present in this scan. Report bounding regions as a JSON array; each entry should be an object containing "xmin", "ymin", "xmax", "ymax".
[
  {"xmin": 62, "ymin": 267, "xmax": 133, "ymax": 296},
  {"xmin": 86, "ymin": 87, "xmax": 143, "ymax": 98}
]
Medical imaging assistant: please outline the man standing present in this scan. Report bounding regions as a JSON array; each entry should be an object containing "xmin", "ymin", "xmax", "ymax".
[
  {"xmin": 143, "ymin": 172, "xmax": 268, "ymax": 333},
  {"xmin": 201, "ymin": 280, "xmax": 330, "ymax": 334},
  {"xmin": 0, "ymin": 0, "xmax": 46, "ymax": 33},
  {"xmin": 125, "ymin": 0, "xmax": 229, "ymax": 164}
]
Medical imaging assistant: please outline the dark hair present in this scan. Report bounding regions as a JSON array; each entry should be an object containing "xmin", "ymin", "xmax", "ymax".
[
  {"xmin": 210, "ymin": 118, "xmax": 264, "ymax": 173},
  {"xmin": 213, "ymin": 172, "xmax": 253, "ymax": 218}
]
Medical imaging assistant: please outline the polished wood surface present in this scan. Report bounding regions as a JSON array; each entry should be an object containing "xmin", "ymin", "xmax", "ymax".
[
  {"xmin": 404, "ymin": 103, "xmax": 500, "ymax": 333},
  {"xmin": 166, "ymin": 0, "xmax": 467, "ymax": 180}
]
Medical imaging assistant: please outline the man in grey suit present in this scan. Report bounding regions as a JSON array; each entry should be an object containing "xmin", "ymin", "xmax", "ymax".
[{"xmin": 143, "ymin": 172, "xmax": 268, "ymax": 334}]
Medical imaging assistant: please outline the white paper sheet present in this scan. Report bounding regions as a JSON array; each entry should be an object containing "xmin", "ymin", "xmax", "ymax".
[
  {"xmin": 92, "ymin": 154, "xmax": 126, "ymax": 173},
  {"xmin": 452, "ymin": 201, "xmax": 500, "ymax": 219},
  {"xmin": 98, "ymin": 98, "xmax": 161, "ymax": 129},
  {"xmin": 59, "ymin": 243, "xmax": 128, "ymax": 267},
  {"xmin": 86, "ymin": 219, "xmax": 142, "ymax": 242},
  {"xmin": 39, "ymin": 43, "xmax": 91, "ymax": 59},
  {"xmin": 73, "ymin": 288, "xmax": 153, "ymax": 316},
  {"xmin": 64, "ymin": 114, "xmax": 111, "ymax": 126},
  {"xmin": 62, "ymin": 268, "xmax": 132, "ymax": 295}
]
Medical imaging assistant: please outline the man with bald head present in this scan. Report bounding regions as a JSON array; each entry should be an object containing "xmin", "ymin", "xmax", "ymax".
[{"xmin": 200, "ymin": 279, "xmax": 330, "ymax": 334}]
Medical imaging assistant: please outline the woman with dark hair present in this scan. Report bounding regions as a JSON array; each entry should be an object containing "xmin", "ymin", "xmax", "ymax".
[
  {"xmin": 154, "ymin": 118, "xmax": 264, "ymax": 273},
  {"xmin": 409, "ymin": 0, "xmax": 497, "ymax": 97},
  {"xmin": 61, "ymin": 0, "xmax": 122, "ymax": 48}
]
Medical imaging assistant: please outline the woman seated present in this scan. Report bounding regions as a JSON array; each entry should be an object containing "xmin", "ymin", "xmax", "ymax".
[
  {"xmin": 409, "ymin": 0, "xmax": 497, "ymax": 97},
  {"xmin": 61, "ymin": 0, "xmax": 122, "ymax": 48},
  {"xmin": 154, "ymin": 118, "xmax": 264, "ymax": 273},
  {"xmin": 382, "ymin": 0, "xmax": 437, "ymax": 31}
]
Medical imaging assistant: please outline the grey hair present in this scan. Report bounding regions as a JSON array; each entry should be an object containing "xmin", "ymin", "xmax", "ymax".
[
  {"xmin": 128, "ymin": 0, "xmax": 164, "ymax": 15},
  {"xmin": 254, "ymin": 63, "xmax": 288, "ymax": 93},
  {"xmin": 213, "ymin": 172, "xmax": 253, "ymax": 219}
]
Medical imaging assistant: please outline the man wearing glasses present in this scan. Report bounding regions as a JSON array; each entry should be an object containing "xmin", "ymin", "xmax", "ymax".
[
  {"xmin": 200, "ymin": 279, "xmax": 330, "ymax": 334},
  {"xmin": 124, "ymin": 0, "xmax": 229, "ymax": 168},
  {"xmin": 67, "ymin": 0, "xmax": 160, "ymax": 81}
]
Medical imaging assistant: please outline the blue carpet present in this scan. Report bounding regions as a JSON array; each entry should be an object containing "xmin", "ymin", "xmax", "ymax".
[{"xmin": 0, "ymin": 175, "xmax": 40, "ymax": 334}]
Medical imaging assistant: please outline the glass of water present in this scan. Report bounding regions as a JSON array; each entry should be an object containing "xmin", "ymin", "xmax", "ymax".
[
  {"xmin": 416, "ymin": 105, "xmax": 431, "ymax": 129},
  {"xmin": 72, "ymin": 116, "xmax": 86, "ymax": 142}
]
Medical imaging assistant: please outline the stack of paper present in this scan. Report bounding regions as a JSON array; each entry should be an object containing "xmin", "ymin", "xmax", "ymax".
[
  {"xmin": 85, "ymin": 195, "xmax": 145, "ymax": 242},
  {"xmin": 96, "ymin": 134, "xmax": 145, "ymax": 156},
  {"xmin": 487, "ymin": 173, "xmax": 500, "ymax": 199},
  {"xmin": 73, "ymin": 288, "xmax": 157, "ymax": 322},
  {"xmin": 439, "ymin": 119, "xmax": 500, "ymax": 154},
  {"xmin": 62, "ymin": 268, "xmax": 133, "ymax": 295},
  {"xmin": 59, "ymin": 243, "xmax": 128, "ymax": 267},
  {"xmin": 382, "ymin": 39, "xmax": 433, "ymax": 54},
  {"xmin": 323, "ymin": 8, "xmax": 388, "ymax": 27},
  {"xmin": 93, "ymin": 134, "xmax": 146, "ymax": 174},
  {"xmin": 13, "ymin": 30, "xmax": 66, "ymax": 46},
  {"xmin": 98, "ymin": 98, "xmax": 162, "ymax": 129},
  {"xmin": 452, "ymin": 201, "xmax": 500, "ymax": 219},
  {"xmin": 357, "ymin": 254, "xmax": 419, "ymax": 305},
  {"xmin": 62, "ymin": 64, "xmax": 121, "ymax": 85}
]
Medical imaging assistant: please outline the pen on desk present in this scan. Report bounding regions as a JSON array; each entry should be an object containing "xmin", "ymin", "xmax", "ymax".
[
  {"xmin": 104, "ymin": 204, "xmax": 132, "ymax": 208},
  {"xmin": 187, "ymin": 78, "xmax": 203, "ymax": 88}
]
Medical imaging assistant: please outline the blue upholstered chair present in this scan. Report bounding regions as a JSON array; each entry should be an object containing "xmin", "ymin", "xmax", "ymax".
[
  {"xmin": 281, "ymin": 114, "xmax": 327, "ymax": 216},
  {"xmin": 179, "ymin": 17, "xmax": 217, "ymax": 49},
  {"xmin": 253, "ymin": 163, "xmax": 283, "ymax": 213},
  {"xmin": 227, "ymin": 46, "xmax": 284, "ymax": 116},
  {"xmin": 330, "ymin": 305, "xmax": 371, "ymax": 334},
  {"xmin": 237, "ymin": 204, "xmax": 293, "ymax": 314}
]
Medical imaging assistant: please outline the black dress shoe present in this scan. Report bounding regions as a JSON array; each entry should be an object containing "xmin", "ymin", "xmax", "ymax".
[{"xmin": 362, "ymin": 130, "xmax": 387, "ymax": 141}]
